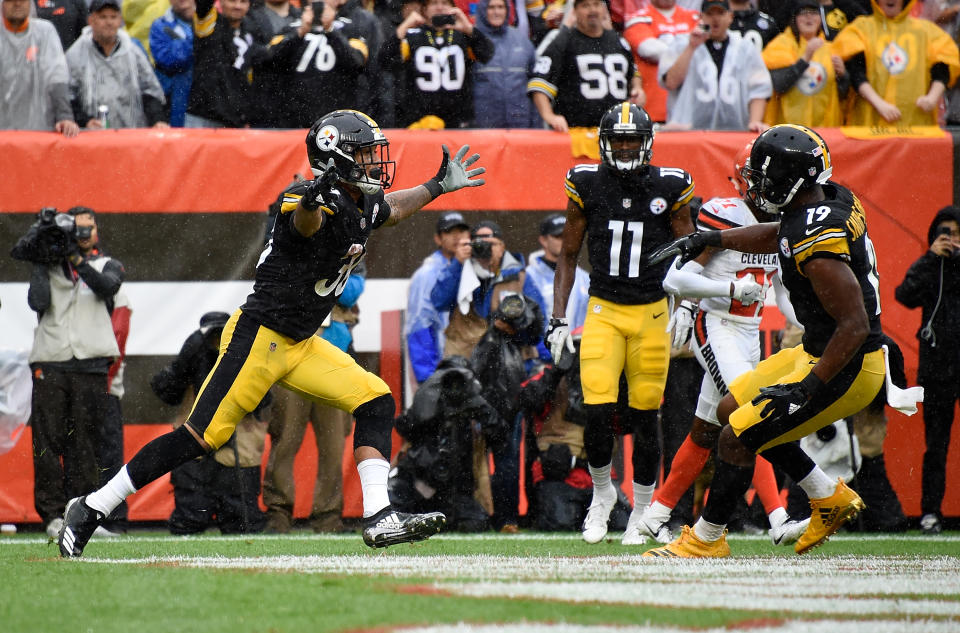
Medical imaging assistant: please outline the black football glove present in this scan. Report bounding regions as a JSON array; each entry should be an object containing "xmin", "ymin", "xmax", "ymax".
[
  {"xmin": 302, "ymin": 158, "xmax": 340, "ymax": 211},
  {"xmin": 751, "ymin": 373, "xmax": 825, "ymax": 423},
  {"xmin": 646, "ymin": 231, "xmax": 722, "ymax": 268}
]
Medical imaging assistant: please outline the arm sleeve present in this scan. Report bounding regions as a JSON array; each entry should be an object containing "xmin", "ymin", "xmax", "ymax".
[
  {"xmin": 27, "ymin": 265, "xmax": 51, "ymax": 314},
  {"xmin": 429, "ymin": 259, "xmax": 463, "ymax": 311},
  {"xmin": 845, "ymin": 52, "xmax": 867, "ymax": 89},
  {"xmin": 769, "ymin": 60, "xmax": 808, "ymax": 94},
  {"xmin": 662, "ymin": 258, "xmax": 730, "ymax": 298},
  {"xmin": 772, "ymin": 272, "xmax": 800, "ymax": 329},
  {"xmin": 468, "ymin": 28, "xmax": 495, "ymax": 64},
  {"xmin": 931, "ymin": 62, "xmax": 950, "ymax": 87},
  {"xmin": 76, "ymin": 258, "xmax": 125, "ymax": 300},
  {"xmin": 50, "ymin": 83, "xmax": 75, "ymax": 123},
  {"xmin": 894, "ymin": 255, "xmax": 937, "ymax": 309}
]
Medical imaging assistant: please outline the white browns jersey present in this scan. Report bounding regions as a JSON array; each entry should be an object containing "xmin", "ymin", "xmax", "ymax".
[{"xmin": 696, "ymin": 196, "xmax": 779, "ymax": 324}]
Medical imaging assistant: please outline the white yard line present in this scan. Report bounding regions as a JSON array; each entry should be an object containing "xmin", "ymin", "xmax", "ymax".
[{"xmin": 394, "ymin": 622, "xmax": 960, "ymax": 633}]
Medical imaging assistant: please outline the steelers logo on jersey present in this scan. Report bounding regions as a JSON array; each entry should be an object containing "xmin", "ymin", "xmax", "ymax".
[
  {"xmin": 882, "ymin": 41, "xmax": 909, "ymax": 75},
  {"xmin": 798, "ymin": 62, "xmax": 827, "ymax": 96},
  {"xmin": 779, "ymin": 237, "xmax": 792, "ymax": 259},
  {"xmin": 650, "ymin": 197, "xmax": 668, "ymax": 215},
  {"xmin": 316, "ymin": 125, "xmax": 340, "ymax": 151}
]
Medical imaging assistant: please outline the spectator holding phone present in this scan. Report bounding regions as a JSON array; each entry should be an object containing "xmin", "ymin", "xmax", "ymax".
[
  {"xmin": 895, "ymin": 206, "xmax": 960, "ymax": 536},
  {"xmin": 384, "ymin": 0, "xmax": 494, "ymax": 128}
]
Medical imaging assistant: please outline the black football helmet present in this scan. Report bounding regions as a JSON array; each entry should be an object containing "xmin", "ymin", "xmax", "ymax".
[
  {"xmin": 306, "ymin": 110, "xmax": 395, "ymax": 194},
  {"xmin": 742, "ymin": 124, "xmax": 833, "ymax": 214},
  {"xmin": 598, "ymin": 102, "xmax": 654, "ymax": 175}
]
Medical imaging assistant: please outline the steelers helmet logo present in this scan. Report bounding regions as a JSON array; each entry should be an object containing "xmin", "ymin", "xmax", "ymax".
[
  {"xmin": 650, "ymin": 197, "xmax": 668, "ymax": 215},
  {"xmin": 779, "ymin": 237, "xmax": 792, "ymax": 258},
  {"xmin": 882, "ymin": 42, "xmax": 908, "ymax": 75},
  {"xmin": 316, "ymin": 124, "xmax": 339, "ymax": 151},
  {"xmin": 798, "ymin": 62, "xmax": 826, "ymax": 96}
]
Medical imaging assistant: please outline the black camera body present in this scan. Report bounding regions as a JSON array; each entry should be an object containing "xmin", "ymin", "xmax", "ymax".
[
  {"xmin": 11, "ymin": 208, "xmax": 79, "ymax": 265},
  {"xmin": 936, "ymin": 225, "xmax": 960, "ymax": 259},
  {"xmin": 470, "ymin": 237, "xmax": 492, "ymax": 259},
  {"xmin": 431, "ymin": 13, "xmax": 456, "ymax": 27}
]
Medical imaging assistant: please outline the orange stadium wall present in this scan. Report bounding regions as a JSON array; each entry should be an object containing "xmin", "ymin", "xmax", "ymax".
[{"xmin": 0, "ymin": 128, "xmax": 958, "ymax": 524}]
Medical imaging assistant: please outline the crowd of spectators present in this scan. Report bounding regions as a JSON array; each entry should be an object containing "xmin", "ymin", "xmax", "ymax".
[{"xmin": 3, "ymin": 0, "xmax": 960, "ymax": 134}]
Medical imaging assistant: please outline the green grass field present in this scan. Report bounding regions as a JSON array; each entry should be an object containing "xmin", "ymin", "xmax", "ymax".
[{"xmin": 3, "ymin": 530, "xmax": 958, "ymax": 633}]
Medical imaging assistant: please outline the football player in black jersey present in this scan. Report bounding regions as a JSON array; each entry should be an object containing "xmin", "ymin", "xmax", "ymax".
[
  {"xmin": 644, "ymin": 124, "xmax": 911, "ymax": 558},
  {"xmin": 59, "ymin": 110, "xmax": 486, "ymax": 557},
  {"xmin": 547, "ymin": 102, "xmax": 696, "ymax": 544}
]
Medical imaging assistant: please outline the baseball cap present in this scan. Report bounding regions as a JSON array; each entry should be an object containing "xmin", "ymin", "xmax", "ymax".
[
  {"xmin": 436, "ymin": 211, "xmax": 469, "ymax": 234},
  {"xmin": 793, "ymin": 0, "xmax": 820, "ymax": 12},
  {"xmin": 700, "ymin": 0, "xmax": 730, "ymax": 12},
  {"xmin": 471, "ymin": 220, "xmax": 503, "ymax": 240},
  {"xmin": 199, "ymin": 311, "xmax": 230, "ymax": 336},
  {"xmin": 89, "ymin": 0, "xmax": 121, "ymax": 11},
  {"xmin": 540, "ymin": 213, "xmax": 566, "ymax": 237}
]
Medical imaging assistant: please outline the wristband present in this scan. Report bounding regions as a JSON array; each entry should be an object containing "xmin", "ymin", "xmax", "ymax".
[
  {"xmin": 800, "ymin": 371, "xmax": 825, "ymax": 398},
  {"xmin": 701, "ymin": 230, "xmax": 722, "ymax": 247},
  {"xmin": 423, "ymin": 179, "xmax": 443, "ymax": 200}
]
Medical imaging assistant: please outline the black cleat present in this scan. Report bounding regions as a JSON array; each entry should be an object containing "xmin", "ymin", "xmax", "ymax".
[
  {"xmin": 361, "ymin": 507, "xmax": 446, "ymax": 548},
  {"xmin": 59, "ymin": 496, "xmax": 104, "ymax": 558}
]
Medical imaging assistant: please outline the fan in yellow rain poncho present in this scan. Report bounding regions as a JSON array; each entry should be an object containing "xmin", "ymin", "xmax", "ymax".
[
  {"xmin": 123, "ymin": 0, "xmax": 172, "ymax": 61},
  {"xmin": 832, "ymin": 0, "xmax": 960, "ymax": 127},
  {"xmin": 762, "ymin": 0, "xmax": 847, "ymax": 127}
]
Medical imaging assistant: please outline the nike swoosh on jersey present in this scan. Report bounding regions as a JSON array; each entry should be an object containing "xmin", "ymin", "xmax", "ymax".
[
  {"xmin": 653, "ymin": 312, "xmax": 664, "ymax": 319},
  {"xmin": 805, "ymin": 227, "xmax": 820, "ymax": 235}
]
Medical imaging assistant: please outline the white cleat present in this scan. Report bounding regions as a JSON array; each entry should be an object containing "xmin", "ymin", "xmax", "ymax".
[
  {"xmin": 582, "ymin": 486, "xmax": 617, "ymax": 544},
  {"xmin": 621, "ymin": 506, "xmax": 649, "ymax": 545},
  {"xmin": 770, "ymin": 517, "xmax": 811, "ymax": 546}
]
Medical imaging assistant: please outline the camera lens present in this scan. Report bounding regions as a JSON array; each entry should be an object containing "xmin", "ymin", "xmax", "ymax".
[{"xmin": 470, "ymin": 238, "xmax": 493, "ymax": 259}]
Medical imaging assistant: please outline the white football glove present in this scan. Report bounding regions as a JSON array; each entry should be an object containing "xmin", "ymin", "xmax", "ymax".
[
  {"xmin": 432, "ymin": 144, "xmax": 486, "ymax": 193},
  {"xmin": 731, "ymin": 277, "xmax": 764, "ymax": 305},
  {"xmin": 545, "ymin": 317, "xmax": 575, "ymax": 364},
  {"xmin": 668, "ymin": 301, "xmax": 697, "ymax": 349}
]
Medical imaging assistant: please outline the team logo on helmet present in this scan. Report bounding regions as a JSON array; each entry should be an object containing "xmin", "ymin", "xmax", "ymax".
[
  {"xmin": 316, "ymin": 125, "xmax": 339, "ymax": 151},
  {"xmin": 650, "ymin": 197, "xmax": 667, "ymax": 215},
  {"xmin": 882, "ymin": 41, "xmax": 908, "ymax": 75},
  {"xmin": 779, "ymin": 237, "xmax": 792, "ymax": 258},
  {"xmin": 798, "ymin": 62, "xmax": 826, "ymax": 96}
]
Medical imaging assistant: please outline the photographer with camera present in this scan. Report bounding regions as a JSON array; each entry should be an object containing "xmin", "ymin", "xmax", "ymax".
[
  {"xmin": 471, "ymin": 293, "xmax": 544, "ymax": 532},
  {"xmin": 390, "ymin": 356, "xmax": 508, "ymax": 531},
  {"xmin": 384, "ymin": 0, "xmax": 494, "ymax": 128},
  {"xmin": 895, "ymin": 205, "xmax": 960, "ymax": 535},
  {"xmin": 10, "ymin": 206, "xmax": 124, "ymax": 538},
  {"xmin": 520, "ymin": 330, "xmax": 631, "ymax": 531},
  {"xmin": 151, "ymin": 312, "xmax": 268, "ymax": 534},
  {"xmin": 430, "ymin": 220, "xmax": 546, "ymax": 362}
]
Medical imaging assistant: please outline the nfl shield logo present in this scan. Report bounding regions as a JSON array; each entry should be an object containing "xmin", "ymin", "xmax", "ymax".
[
  {"xmin": 269, "ymin": 342, "xmax": 277, "ymax": 352},
  {"xmin": 360, "ymin": 217, "xmax": 367, "ymax": 229},
  {"xmin": 623, "ymin": 198, "xmax": 632, "ymax": 208}
]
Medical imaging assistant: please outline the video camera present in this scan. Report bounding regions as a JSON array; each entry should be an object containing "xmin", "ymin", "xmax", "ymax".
[{"xmin": 11, "ymin": 207, "xmax": 81, "ymax": 265}]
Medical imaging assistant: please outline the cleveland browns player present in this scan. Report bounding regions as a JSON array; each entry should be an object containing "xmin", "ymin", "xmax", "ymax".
[
  {"xmin": 59, "ymin": 110, "xmax": 485, "ymax": 557},
  {"xmin": 547, "ymin": 102, "xmax": 696, "ymax": 545},
  {"xmin": 645, "ymin": 124, "xmax": 902, "ymax": 557}
]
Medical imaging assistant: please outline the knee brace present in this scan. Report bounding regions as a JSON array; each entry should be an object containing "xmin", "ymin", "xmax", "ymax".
[
  {"xmin": 352, "ymin": 394, "xmax": 395, "ymax": 457},
  {"xmin": 625, "ymin": 408, "xmax": 660, "ymax": 485},
  {"xmin": 583, "ymin": 403, "xmax": 617, "ymax": 467}
]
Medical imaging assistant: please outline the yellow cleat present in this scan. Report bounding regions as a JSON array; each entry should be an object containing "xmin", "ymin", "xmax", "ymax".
[
  {"xmin": 642, "ymin": 525, "xmax": 730, "ymax": 559},
  {"xmin": 795, "ymin": 478, "xmax": 865, "ymax": 555}
]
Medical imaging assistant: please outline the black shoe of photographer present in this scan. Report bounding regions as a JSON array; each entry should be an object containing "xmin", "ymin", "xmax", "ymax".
[
  {"xmin": 361, "ymin": 506, "xmax": 446, "ymax": 548},
  {"xmin": 59, "ymin": 496, "xmax": 105, "ymax": 558}
]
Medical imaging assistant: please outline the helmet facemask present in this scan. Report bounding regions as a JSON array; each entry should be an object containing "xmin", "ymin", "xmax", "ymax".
[
  {"xmin": 307, "ymin": 110, "xmax": 397, "ymax": 195},
  {"xmin": 600, "ymin": 131, "xmax": 653, "ymax": 174}
]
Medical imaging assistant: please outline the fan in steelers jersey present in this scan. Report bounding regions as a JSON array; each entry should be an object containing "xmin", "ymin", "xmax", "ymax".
[
  {"xmin": 644, "ymin": 124, "xmax": 921, "ymax": 559},
  {"xmin": 57, "ymin": 110, "xmax": 486, "ymax": 558},
  {"xmin": 546, "ymin": 102, "xmax": 696, "ymax": 545}
]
